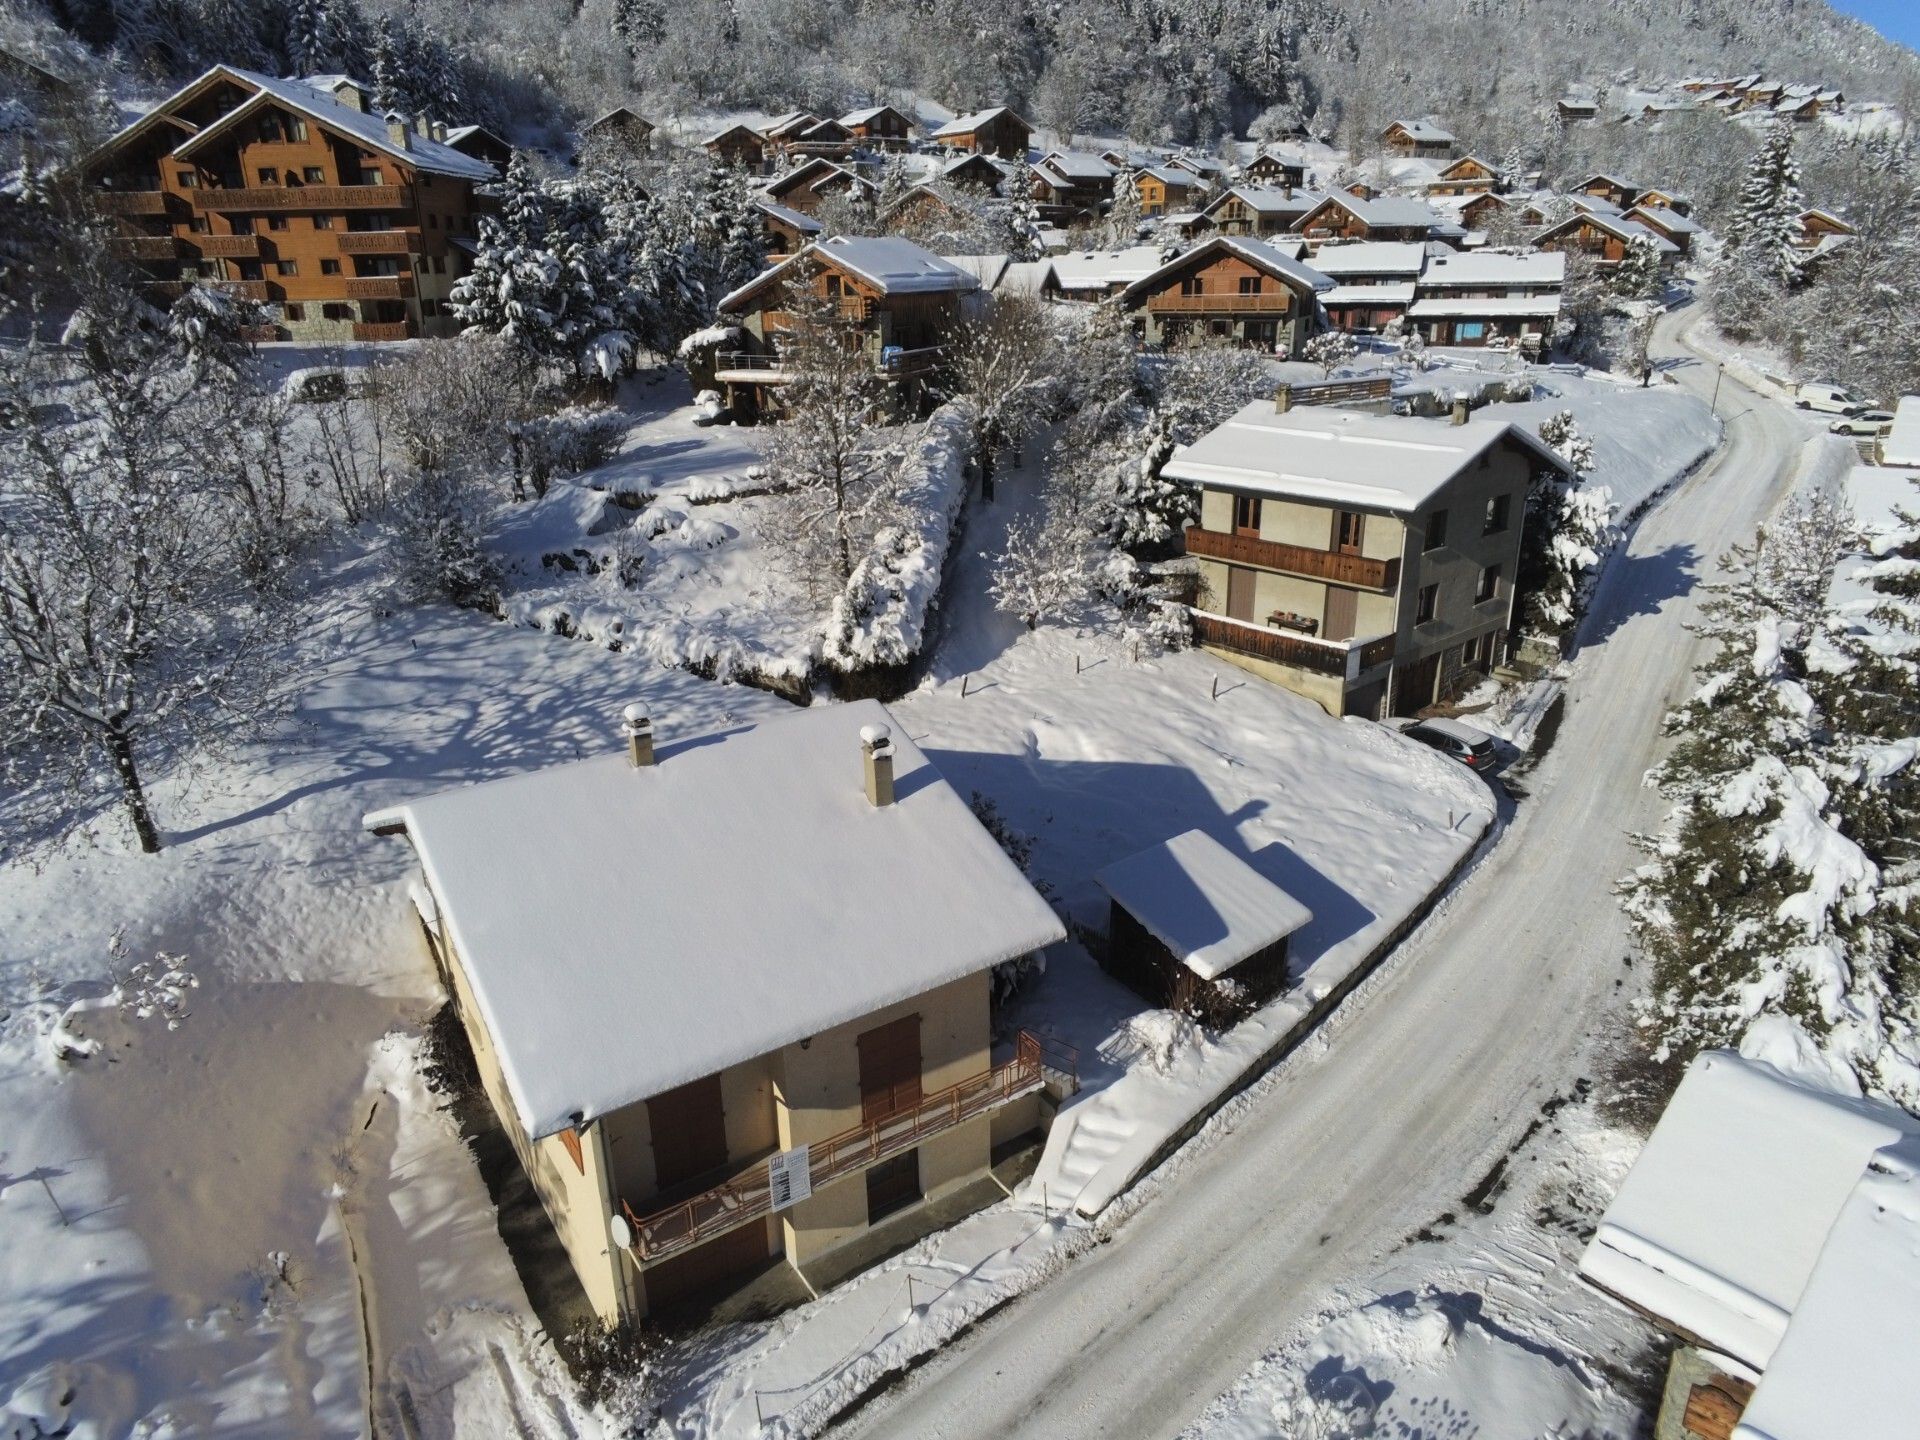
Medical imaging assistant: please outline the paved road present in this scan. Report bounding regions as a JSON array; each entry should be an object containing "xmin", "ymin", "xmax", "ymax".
[{"xmin": 835, "ymin": 310, "xmax": 1816, "ymax": 1440}]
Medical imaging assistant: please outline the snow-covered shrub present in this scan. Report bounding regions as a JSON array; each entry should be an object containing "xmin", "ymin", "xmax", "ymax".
[
  {"xmin": 389, "ymin": 467, "xmax": 501, "ymax": 611},
  {"xmin": 514, "ymin": 405, "xmax": 625, "ymax": 497},
  {"xmin": 1304, "ymin": 329, "xmax": 1358, "ymax": 376}
]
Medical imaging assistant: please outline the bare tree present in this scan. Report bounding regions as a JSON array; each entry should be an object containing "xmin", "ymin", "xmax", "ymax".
[{"xmin": 950, "ymin": 295, "xmax": 1060, "ymax": 500}]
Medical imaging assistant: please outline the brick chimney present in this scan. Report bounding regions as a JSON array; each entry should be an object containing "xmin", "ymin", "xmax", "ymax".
[
  {"xmin": 384, "ymin": 112, "xmax": 412, "ymax": 150},
  {"xmin": 860, "ymin": 723, "xmax": 895, "ymax": 808},
  {"xmin": 622, "ymin": 703, "xmax": 654, "ymax": 768}
]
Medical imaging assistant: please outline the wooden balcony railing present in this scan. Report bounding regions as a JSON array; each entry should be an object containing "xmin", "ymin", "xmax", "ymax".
[
  {"xmin": 216, "ymin": 280, "xmax": 271, "ymax": 302},
  {"xmin": 337, "ymin": 230, "xmax": 420, "ymax": 254},
  {"xmin": 714, "ymin": 345, "xmax": 944, "ymax": 381},
  {"xmin": 352, "ymin": 320, "xmax": 413, "ymax": 341},
  {"xmin": 108, "ymin": 235, "xmax": 185, "ymax": 260},
  {"xmin": 1192, "ymin": 609, "xmax": 1395, "ymax": 678},
  {"xmin": 197, "ymin": 234, "xmax": 263, "ymax": 258},
  {"xmin": 344, "ymin": 275, "xmax": 413, "ymax": 299},
  {"xmin": 192, "ymin": 184, "xmax": 411, "ymax": 212},
  {"xmin": 95, "ymin": 190, "xmax": 171, "ymax": 215},
  {"xmin": 1182, "ymin": 526, "xmax": 1400, "ymax": 592},
  {"xmin": 622, "ymin": 1030, "xmax": 1075, "ymax": 1264},
  {"xmin": 1146, "ymin": 291, "xmax": 1294, "ymax": 314}
]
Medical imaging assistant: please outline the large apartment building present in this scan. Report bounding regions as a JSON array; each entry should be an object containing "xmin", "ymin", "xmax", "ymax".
[
  {"xmin": 83, "ymin": 66, "xmax": 499, "ymax": 342},
  {"xmin": 1163, "ymin": 398, "xmax": 1573, "ymax": 717}
]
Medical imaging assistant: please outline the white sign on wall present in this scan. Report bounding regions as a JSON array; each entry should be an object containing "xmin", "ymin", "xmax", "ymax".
[{"xmin": 768, "ymin": 1144, "xmax": 813, "ymax": 1212}]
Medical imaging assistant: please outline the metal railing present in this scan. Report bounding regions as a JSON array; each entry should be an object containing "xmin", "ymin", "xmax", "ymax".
[
  {"xmin": 622, "ymin": 1029, "xmax": 1074, "ymax": 1264},
  {"xmin": 1191, "ymin": 609, "xmax": 1395, "ymax": 678},
  {"xmin": 1182, "ymin": 526, "xmax": 1399, "ymax": 592}
]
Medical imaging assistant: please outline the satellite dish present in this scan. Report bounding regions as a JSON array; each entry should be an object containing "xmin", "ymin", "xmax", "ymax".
[{"xmin": 608, "ymin": 1213, "xmax": 634, "ymax": 1250}]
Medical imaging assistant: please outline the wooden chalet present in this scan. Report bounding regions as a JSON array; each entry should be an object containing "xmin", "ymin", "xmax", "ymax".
[
  {"xmin": 1407, "ymin": 249, "xmax": 1564, "ymax": 347},
  {"xmin": 1168, "ymin": 153, "xmax": 1229, "ymax": 186},
  {"xmin": 712, "ymin": 235, "xmax": 980, "ymax": 416},
  {"xmin": 1118, "ymin": 234, "xmax": 1331, "ymax": 357},
  {"xmin": 929, "ymin": 106, "xmax": 1031, "ymax": 161},
  {"xmin": 761, "ymin": 112, "xmax": 821, "ymax": 147},
  {"xmin": 1574, "ymin": 173, "xmax": 1642, "ymax": 208},
  {"xmin": 1380, "ymin": 119, "xmax": 1454, "ymax": 158},
  {"xmin": 785, "ymin": 117, "xmax": 855, "ymax": 159},
  {"xmin": 751, "ymin": 197, "xmax": 822, "ymax": 256},
  {"xmin": 1029, "ymin": 150, "xmax": 1117, "ymax": 220},
  {"xmin": 1309, "ymin": 241, "xmax": 1426, "ymax": 332},
  {"xmin": 442, "ymin": 124, "xmax": 511, "ymax": 172},
  {"xmin": 839, "ymin": 105, "xmax": 914, "ymax": 151},
  {"xmin": 1134, "ymin": 165, "xmax": 1203, "ymax": 218},
  {"xmin": 1296, "ymin": 191, "xmax": 1437, "ymax": 244},
  {"xmin": 1534, "ymin": 210, "xmax": 1678, "ymax": 267},
  {"xmin": 1794, "ymin": 208, "xmax": 1854, "ymax": 249},
  {"xmin": 762, "ymin": 157, "xmax": 875, "ymax": 215},
  {"xmin": 1456, "ymin": 191, "xmax": 1514, "ymax": 231},
  {"xmin": 878, "ymin": 184, "xmax": 984, "ymax": 245},
  {"xmin": 1243, "ymin": 149, "xmax": 1306, "ymax": 187},
  {"xmin": 81, "ymin": 66, "xmax": 498, "ymax": 344},
  {"xmin": 1427, "ymin": 155, "xmax": 1501, "ymax": 197},
  {"xmin": 939, "ymin": 152, "xmax": 1010, "ymax": 195},
  {"xmin": 1631, "ymin": 186, "xmax": 1690, "ymax": 216},
  {"xmin": 1199, "ymin": 185, "xmax": 1322, "ymax": 238},
  {"xmin": 1624, "ymin": 204, "xmax": 1701, "ymax": 257},
  {"xmin": 583, "ymin": 105, "xmax": 654, "ymax": 155},
  {"xmin": 1555, "ymin": 96, "xmax": 1598, "ymax": 123},
  {"xmin": 704, "ymin": 124, "xmax": 771, "ymax": 174}
]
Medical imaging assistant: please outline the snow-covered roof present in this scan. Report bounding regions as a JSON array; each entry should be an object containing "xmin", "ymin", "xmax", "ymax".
[
  {"xmin": 1046, "ymin": 245, "xmax": 1168, "ymax": 291},
  {"xmin": 931, "ymin": 106, "xmax": 1026, "ymax": 138},
  {"xmin": 1416, "ymin": 250, "xmax": 1565, "ymax": 287},
  {"xmin": 1162, "ymin": 401, "xmax": 1569, "ymax": 514},
  {"xmin": 718, "ymin": 234, "xmax": 980, "ymax": 311},
  {"xmin": 762, "ymin": 157, "xmax": 867, "ymax": 199},
  {"xmin": 1883, "ymin": 395, "xmax": 1920, "ymax": 469},
  {"xmin": 1137, "ymin": 164, "xmax": 1200, "ymax": 188},
  {"xmin": 1169, "ymin": 153, "xmax": 1227, "ymax": 176},
  {"xmin": 150, "ymin": 68, "xmax": 497, "ymax": 181},
  {"xmin": 939, "ymin": 253, "xmax": 1011, "ymax": 289},
  {"xmin": 702, "ymin": 123, "xmax": 764, "ymax": 146},
  {"xmin": 1540, "ymin": 210, "xmax": 1679, "ymax": 253},
  {"xmin": 1320, "ymin": 283, "xmax": 1417, "ymax": 306},
  {"xmin": 1120, "ymin": 234, "xmax": 1332, "ymax": 302},
  {"xmin": 587, "ymin": 105, "xmax": 653, "ymax": 132},
  {"xmin": 1096, "ymin": 830, "xmax": 1311, "ymax": 981},
  {"xmin": 1628, "ymin": 204, "xmax": 1702, "ymax": 235},
  {"xmin": 1304, "ymin": 241, "xmax": 1427, "ymax": 278},
  {"xmin": 1204, "ymin": 185, "xmax": 1324, "ymax": 218},
  {"xmin": 1578, "ymin": 1051, "xmax": 1920, "ymax": 1370},
  {"xmin": 1388, "ymin": 119, "xmax": 1456, "ymax": 143},
  {"xmin": 1732, "ymin": 1166, "xmax": 1920, "ymax": 1440},
  {"xmin": 365, "ymin": 700, "xmax": 1065, "ymax": 1139},
  {"xmin": 1407, "ymin": 295, "xmax": 1561, "ymax": 319},
  {"xmin": 750, "ymin": 197, "xmax": 822, "ymax": 233},
  {"xmin": 1037, "ymin": 149, "xmax": 1116, "ymax": 182},
  {"xmin": 840, "ymin": 104, "xmax": 905, "ymax": 128},
  {"xmin": 762, "ymin": 111, "xmax": 819, "ymax": 138},
  {"xmin": 1310, "ymin": 192, "xmax": 1440, "ymax": 231},
  {"xmin": 1577, "ymin": 172, "xmax": 1644, "ymax": 194}
]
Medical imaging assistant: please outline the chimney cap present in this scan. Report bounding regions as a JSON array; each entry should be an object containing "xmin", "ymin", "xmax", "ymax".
[{"xmin": 621, "ymin": 702, "xmax": 651, "ymax": 731}]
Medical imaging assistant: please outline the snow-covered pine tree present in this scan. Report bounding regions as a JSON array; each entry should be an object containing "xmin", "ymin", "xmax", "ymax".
[
  {"xmin": 1516, "ymin": 410, "xmax": 1612, "ymax": 636},
  {"xmin": 1725, "ymin": 122, "xmax": 1807, "ymax": 290},
  {"xmin": 1611, "ymin": 234, "xmax": 1664, "ymax": 302}
]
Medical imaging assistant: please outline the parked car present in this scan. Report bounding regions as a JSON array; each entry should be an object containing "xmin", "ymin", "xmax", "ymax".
[
  {"xmin": 1829, "ymin": 410, "xmax": 1895, "ymax": 437},
  {"xmin": 1402, "ymin": 717, "xmax": 1499, "ymax": 773},
  {"xmin": 1794, "ymin": 381, "xmax": 1869, "ymax": 416}
]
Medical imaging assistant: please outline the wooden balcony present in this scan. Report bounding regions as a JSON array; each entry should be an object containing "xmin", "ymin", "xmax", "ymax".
[
  {"xmin": 108, "ymin": 235, "xmax": 186, "ymax": 260},
  {"xmin": 1192, "ymin": 610, "xmax": 1395, "ymax": 678},
  {"xmin": 1146, "ymin": 291, "xmax": 1294, "ymax": 314},
  {"xmin": 192, "ymin": 184, "xmax": 411, "ymax": 212},
  {"xmin": 197, "ymin": 234, "xmax": 263, "ymax": 258},
  {"xmin": 1182, "ymin": 526, "xmax": 1400, "ymax": 592},
  {"xmin": 344, "ymin": 275, "xmax": 413, "ymax": 299},
  {"xmin": 95, "ymin": 190, "xmax": 171, "ymax": 215},
  {"xmin": 337, "ymin": 230, "xmax": 420, "ymax": 254},
  {"xmin": 622, "ymin": 1030, "xmax": 1076, "ymax": 1264},
  {"xmin": 352, "ymin": 321, "xmax": 413, "ymax": 342},
  {"xmin": 215, "ymin": 281, "xmax": 271, "ymax": 302}
]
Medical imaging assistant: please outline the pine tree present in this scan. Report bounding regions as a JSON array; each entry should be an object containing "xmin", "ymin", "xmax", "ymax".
[
  {"xmin": 1725, "ymin": 123, "xmax": 1807, "ymax": 290},
  {"xmin": 1516, "ymin": 411, "xmax": 1612, "ymax": 636},
  {"xmin": 1612, "ymin": 234, "xmax": 1664, "ymax": 302}
]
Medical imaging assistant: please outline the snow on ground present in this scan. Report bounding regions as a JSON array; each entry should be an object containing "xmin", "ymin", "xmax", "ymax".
[
  {"xmin": 0, "ymin": 548, "xmax": 790, "ymax": 1438},
  {"xmin": 1184, "ymin": 1098, "xmax": 1657, "ymax": 1440}
]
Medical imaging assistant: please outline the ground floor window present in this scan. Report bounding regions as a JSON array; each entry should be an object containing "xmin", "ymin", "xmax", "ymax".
[
  {"xmin": 865, "ymin": 1149, "xmax": 921, "ymax": 1224},
  {"xmin": 284, "ymin": 303, "xmax": 304, "ymax": 321}
]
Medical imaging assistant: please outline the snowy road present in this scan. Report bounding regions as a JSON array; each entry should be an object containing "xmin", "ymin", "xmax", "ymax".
[{"xmin": 832, "ymin": 310, "xmax": 1817, "ymax": 1440}]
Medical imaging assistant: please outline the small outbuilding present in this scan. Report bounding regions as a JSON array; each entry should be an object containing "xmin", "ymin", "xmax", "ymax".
[{"xmin": 1095, "ymin": 830, "xmax": 1311, "ymax": 1020}]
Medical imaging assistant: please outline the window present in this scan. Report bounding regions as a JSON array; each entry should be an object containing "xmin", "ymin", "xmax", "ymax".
[
  {"xmin": 176, "ymin": 170, "xmax": 199, "ymax": 188},
  {"xmin": 363, "ymin": 168, "xmax": 384, "ymax": 186},
  {"xmin": 1232, "ymin": 494, "xmax": 1261, "ymax": 535},
  {"xmin": 257, "ymin": 167, "xmax": 279, "ymax": 184},
  {"xmin": 304, "ymin": 166, "xmax": 324, "ymax": 183},
  {"xmin": 1476, "ymin": 564, "xmax": 1501, "ymax": 603},
  {"xmin": 421, "ymin": 299, "xmax": 439, "ymax": 318},
  {"xmin": 433, "ymin": 256, "xmax": 446, "ymax": 274},
  {"xmin": 1423, "ymin": 509, "xmax": 1448, "ymax": 551},
  {"xmin": 232, "ymin": 218, "xmax": 254, "ymax": 234},
  {"xmin": 256, "ymin": 115, "xmax": 281, "ymax": 143},
  {"xmin": 267, "ymin": 216, "xmax": 288, "ymax": 231},
  {"xmin": 320, "ymin": 258, "xmax": 341, "ymax": 275},
  {"xmin": 1483, "ymin": 493, "xmax": 1510, "ymax": 535},
  {"xmin": 313, "ymin": 215, "xmax": 334, "ymax": 229},
  {"xmin": 189, "ymin": 216, "xmax": 210, "ymax": 234},
  {"xmin": 322, "ymin": 302, "xmax": 352, "ymax": 319},
  {"xmin": 1237, "ymin": 275, "xmax": 1264, "ymax": 295},
  {"xmin": 1416, "ymin": 583, "xmax": 1439, "ymax": 625},
  {"xmin": 290, "ymin": 118, "xmax": 308, "ymax": 142},
  {"xmin": 1335, "ymin": 510, "xmax": 1365, "ymax": 553},
  {"xmin": 1180, "ymin": 275, "xmax": 1204, "ymax": 296},
  {"xmin": 276, "ymin": 260, "xmax": 298, "ymax": 277},
  {"xmin": 284, "ymin": 303, "xmax": 304, "ymax": 321}
]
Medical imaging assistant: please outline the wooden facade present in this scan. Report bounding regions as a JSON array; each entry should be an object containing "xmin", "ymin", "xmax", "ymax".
[
  {"xmin": 841, "ymin": 105, "xmax": 913, "ymax": 150},
  {"xmin": 704, "ymin": 124, "xmax": 770, "ymax": 173},
  {"xmin": 932, "ymin": 107, "xmax": 1030, "ymax": 160},
  {"xmin": 1243, "ymin": 151, "xmax": 1305, "ymax": 187},
  {"xmin": 1381, "ymin": 120, "xmax": 1454, "ymax": 157},
  {"xmin": 85, "ymin": 68, "xmax": 494, "ymax": 343},
  {"xmin": 1536, "ymin": 214, "xmax": 1639, "ymax": 264},
  {"xmin": 1122, "ymin": 241, "xmax": 1318, "ymax": 357},
  {"xmin": 1427, "ymin": 155, "xmax": 1500, "ymax": 196},
  {"xmin": 583, "ymin": 106, "xmax": 654, "ymax": 154},
  {"xmin": 1297, "ymin": 194, "xmax": 1428, "ymax": 243},
  {"xmin": 1576, "ymin": 174, "xmax": 1641, "ymax": 207},
  {"xmin": 763, "ymin": 159, "xmax": 871, "ymax": 215},
  {"xmin": 1133, "ymin": 168, "xmax": 1199, "ymax": 218},
  {"xmin": 1795, "ymin": 208, "xmax": 1854, "ymax": 248}
]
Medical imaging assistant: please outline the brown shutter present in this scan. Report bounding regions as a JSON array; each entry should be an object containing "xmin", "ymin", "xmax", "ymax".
[
  {"xmin": 856, "ymin": 1015, "xmax": 922, "ymax": 1125},
  {"xmin": 646, "ymin": 1075, "xmax": 728, "ymax": 1189}
]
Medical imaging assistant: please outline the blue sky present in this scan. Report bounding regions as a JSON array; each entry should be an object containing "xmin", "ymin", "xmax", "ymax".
[{"xmin": 1834, "ymin": 0, "xmax": 1919, "ymax": 50}]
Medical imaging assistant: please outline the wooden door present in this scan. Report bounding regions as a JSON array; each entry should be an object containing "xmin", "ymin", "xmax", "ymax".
[
  {"xmin": 646, "ymin": 1074, "xmax": 728, "ymax": 1190},
  {"xmin": 857, "ymin": 1015, "xmax": 921, "ymax": 1125},
  {"xmin": 643, "ymin": 1220, "xmax": 770, "ymax": 1315},
  {"xmin": 1323, "ymin": 586, "xmax": 1358, "ymax": 641},
  {"xmin": 1225, "ymin": 566, "xmax": 1256, "ymax": 622},
  {"xmin": 1334, "ymin": 510, "xmax": 1365, "ymax": 555}
]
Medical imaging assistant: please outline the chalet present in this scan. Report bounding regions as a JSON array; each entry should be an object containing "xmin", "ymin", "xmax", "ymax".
[
  {"xmin": 1426, "ymin": 155, "xmax": 1502, "ymax": 197},
  {"xmin": 1624, "ymin": 203, "xmax": 1701, "ymax": 256},
  {"xmin": 940, "ymin": 152, "xmax": 1011, "ymax": 195},
  {"xmin": 1343, "ymin": 179, "xmax": 1376, "ymax": 200},
  {"xmin": 1168, "ymin": 153, "xmax": 1229, "ymax": 186},
  {"xmin": 1096, "ymin": 830, "xmax": 1310, "ymax": 1019},
  {"xmin": 1407, "ymin": 249, "xmax": 1564, "ymax": 347},
  {"xmin": 1578, "ymin": 1051, "xmax": 1920, "ymax": 1440},
  {"xmin": 365, "ymin": 700, "xmax": 1069, "ymax": 1324},
  {"xmin": 1574, "ymin": 173, "xmax": 1643, "ymax": 208},
  {"xmin": 442, "ymin": 124, "xmax": 512, "ymax": 172},
  {"xmin": 1535, "ymin": 210, "xmax": 1678, "ymax": 268},
  {"xmin": 1308, "ymin": 240, "xmax": 1425, "ymax": 332},
  {"xmin": 1296, "ymin": 191, "xmax": 1438, "ymax": 245},
  {"xmin": 1041, "ymin": 246, "xmax": 1167, "ymax": 302},
  {"xmin": 1118, "ymin": 234, "xmax": 1331, "ymax": 357},
  {"xmin": 1029, "ymin": 150, "xmax": 1117, "ymax": 220},
  {"xmin": 1456, "ymin": 190, "xmax": 1514, "ymax": 232},
  {"xmin": 1631, "ymin": 186, "xmax": 1691, "ymax": 216},
  {"xmin": 929, "ymin": 106, "xmax": 1031, "ymax": 161},
  {"xmin": 582, "ymin": 105, "xmax": 654, "ymax": 155},
  {"xmin": 1742, "ymin": 80, "xmax": 1786, "ymax": 109},
  {"xmin": 839, "ymin": 104, "xmax": 914, "ymax": 151},
  {"xmin": 1198, "ymin": 185, "xmax": 1324, "ymax": 238},
  {"xmin": 713, "ymin": 235, "xmax": 979, "ymax": 415},
  {"xmin": 1164, "ymin": 401, "xmax": 1572, "ymax": 716},
  {"xmin": 1773, "ymin": 94, "xmax": 1823, "ymax": 123},
  {"xmin": 1380, "ymin": 119, "xmax": 1455, "ymax": 158},
  {"xmin": 704, "ymin": 124, "xmax": 771, "ymax": 174},
  {"xmin": 1243, "ymin": 149, "xmax": 1306, "ymax": 188},
  {"xmin": 1133, "ymin": 165, "xmax": 1203, "ymax": 218},
  {"xmin": 761, "ymin": 112, "xmax": 822, "ymax": 147},
  {"xmin": 1793, "ymin": 207, "xmax": 1854, "ymax": 249},
  {"xmin": 1555, "ymin": 92, "xmax": 1598, "ymax": 123},
  {"xmin": 82, "ymin": 66, "xmax": 498, "ymax": 343},
  {"xmin": 761, "ymin": 157, "xmax": 875, "ymax": 215},
  {"xmin": 751, "ymin": 197, "xmax": 822, "ymax": 256},
  {"xmin": 785, "ymin": 117, "xmax": 856, "ymax": 159}
]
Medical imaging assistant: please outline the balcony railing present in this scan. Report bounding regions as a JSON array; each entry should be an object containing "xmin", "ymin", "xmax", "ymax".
[
  {"xmin": 192, "ymin": 184, "xmax": 412, "ymax": 212},
  {"xmin": 1192, "ymin": 610, "xmax": 1395, "ymax": 679},
  {"xmin": 95, "ymin": 190, "xmax": 171, "ymax": 215},
  {"xmin": 713, "ymin": 344, "xmax": 945, "ymax": 382},
  {"xmin": 108, "ymin": 235, "xmax": 186, "ymax": 260},
  {"xmin": 197, "ymin": 234, "xmax": 263, "ymax": 258},
  {"xmin": 352, "ymin": 321, "xmax": 414, "ymax": 341},
  {"xmin": 1146, "ymin": 291, "xmax": 1295, "ymax": 314},
  {"xmin": 1183, "ymin": 526, "xmax": 1400, "ymax": 592},
  {"xmin": 622, "ymin": 1029, "xmax": 1075, "ymax": 1264},
  {"xmin": 344, "ymin": 275, "xmax": 413, "ymax": 299},
  {"xmin": 337, "ymin": 230, "xmax": 420, "ymax": 254}
]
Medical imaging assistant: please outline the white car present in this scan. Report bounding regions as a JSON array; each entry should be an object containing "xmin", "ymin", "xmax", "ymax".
[
  {"xmin": 1795, "ymin": 381, "xmax": 1869, "ymax": 416},
  {"xmin": 1828, "ymin": 410, "xmax": 1895, "ymax": 437}
]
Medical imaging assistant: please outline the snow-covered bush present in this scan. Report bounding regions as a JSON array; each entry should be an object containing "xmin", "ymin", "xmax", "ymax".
[
  {"xmin": 514, "ymin": 405, "xmax": 625, "ymax": 497},
  {"xmin": 389, "ymin": 467, "xmax": 501, "ymax": 611},
  {"xmin": 1304, "ymin": 329, "xmax": 1358, "ymax": 376}
]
